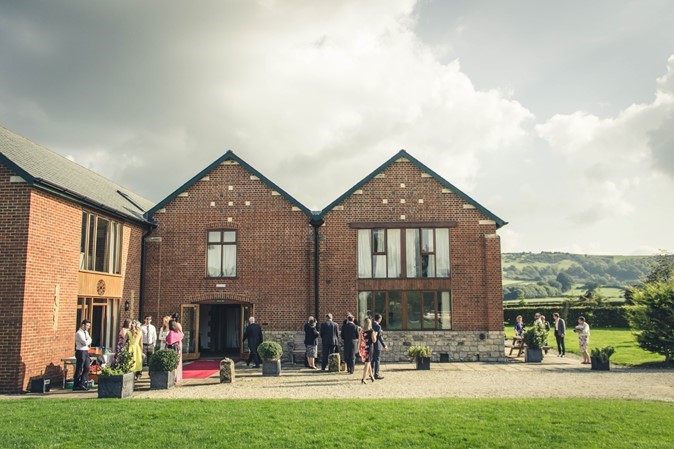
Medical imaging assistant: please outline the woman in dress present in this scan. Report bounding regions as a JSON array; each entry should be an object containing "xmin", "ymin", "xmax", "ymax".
[
  {"xmin": 573, "ymin": 316, "xmax": 591, "ymax": 364},
  {"xmin": 358, "ymin": 317, "xmax": 378, "ymax": 384},
  {"xmin": 166, "ymin": 319, "xmax": 184, "ymax": 382},
  {"xmin": 304, "ymin": 316, "xmax": 319, "ymax": 369},
  {"xmin": 127, "ymin": 320, "xmax": 144, "ymax": 380},
  {"xmin": 157, "ymin": 315, "xmax": 171, "ymax": 350},
  {"xmin": 115, "ymin": 319, "xmax": 130, "ymax": 355}
]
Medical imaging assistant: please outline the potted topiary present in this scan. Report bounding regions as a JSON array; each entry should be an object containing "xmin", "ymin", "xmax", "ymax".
[
  {"xmin": 98, "ymin": 349, "xmax": 135, "ymax": 399},
  {"xmin": 257, "ymin": 341, "xmax": 283, "ymax": 377},
  {"xmin": 407, "ymin": 345, "xmax": 432, "ymax": 370},
  {"xmin": 590, "ymin": 346, "xmax": 615, "ymax": 371},
  {"xmin": 149, "ymin": 349, "xmax": 179, "ymax": 389},
  {"xmin": 522, "ymin": 323, "xmax": 548, "ymax": 363}
]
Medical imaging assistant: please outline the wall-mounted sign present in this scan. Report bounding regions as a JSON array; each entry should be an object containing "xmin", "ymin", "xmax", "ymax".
[{"xmin": 215, "ymin": 284, "xmax": 226, "ymax": 288}]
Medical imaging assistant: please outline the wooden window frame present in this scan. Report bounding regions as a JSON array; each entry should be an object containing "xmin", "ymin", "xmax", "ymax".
[
  {"xmin": 206, "ymin": 229, "xmax": 238, "ymax": 278},
  {"xmin": 359, "ymin": 290, "xmax": 451, "ymax": 331}
]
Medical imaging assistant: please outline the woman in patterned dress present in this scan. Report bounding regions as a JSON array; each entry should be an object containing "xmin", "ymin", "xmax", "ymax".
[
  {"xmin": 358, "ymin": 317, "xmax": 378, "ymax": 384},
  {"xmin": 573, "ymin": 316, "xmax": 591, "ymax": 364}
]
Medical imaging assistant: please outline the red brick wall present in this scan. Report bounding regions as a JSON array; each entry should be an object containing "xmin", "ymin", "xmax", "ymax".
[
  {"xmin": 143, "ymin": 161, "xmax": 314, "ymax": 332},
  {"xmin": 319, "ymin": 158, "xmax": 504, "ymax": 331}
]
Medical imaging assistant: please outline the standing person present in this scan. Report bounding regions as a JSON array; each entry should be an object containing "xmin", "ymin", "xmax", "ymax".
[
  {"xmin": 541, "ymin": 315, "xmax": 551, "ymax": 332},
  {"xmin": 115, "ymin": 319, "xmax": 130, "ymax": 356},
  {"xmin": 319, "ymin": 313, "xmax": 339, "ymax": 371},
  {"xmin": 157, "ymin": 316, "xmax": 171, "ymax": 350},
  {"xmin": 534, "ymin": 313, "xmax": 543, "ymax": 326},
  {"xmin": 514, "ymin": 315, "xmax": 525, "ymax": 337},
  {"xmin": 127, "ymin": 321, "xmax": 144, "ymax": 381},
  {"xmin": 553, "ymin": 313, "xmax": 566, "ymax": 357},
  {"xmin": 166, "ymin": 319, "xmax": 184, "ymax": 382},
  {"xmin": 371, "ymin": 313, "xmax": 387, "ymax": 380},
  {"xmin": 243, "ymin": 317, "xmax": 263, "ymax": 368},
  {"xmin": 73, "ymin": 320, "xmax": 92, "ymax": 391},
  {"xmin": 359, "ymin": 317, "xmax": 377, "ymax": 384},
  {"xmin": 141, "ymin": 315, "xmax": 157, "ymax": 366},
  {"xmin": 304, "ymin": 316, "xmax": 319, "ymax": 370},
  {"xmin": 341, "ymin": 315, "xmax": 359, "ymax": 374},
  {"xmin": 573, "ymin": 316, "xmax": 591, "ymax": 364}
]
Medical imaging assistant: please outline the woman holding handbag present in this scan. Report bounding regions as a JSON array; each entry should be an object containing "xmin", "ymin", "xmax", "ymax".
[{"xmin": 166, "ymin": 319, "xmax": 184, "ymax": 382}]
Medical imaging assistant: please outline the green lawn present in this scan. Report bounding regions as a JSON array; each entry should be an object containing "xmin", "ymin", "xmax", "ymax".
[
  {"xmin": 505, "ymin": 326, "xmax": 666, "ymax": 366},
  {"xmin": 0, "ymin": 399, "xmax": 673, "ymax": 448}
]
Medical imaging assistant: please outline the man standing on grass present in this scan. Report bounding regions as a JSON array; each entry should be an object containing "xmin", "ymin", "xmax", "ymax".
[
  {"xmin": 319, "ymin": 313, "xmax": 339, "ymax": 370},
  {"xmin": 371, "ymin": 313, "xmax": 387, "ymax": 380},
  {"xmin": 553, "ymin": 313, "xmax": 566, "ymax": 357},
  {"xmin": 141, "ymin": 315, "xmax": 157, "ymax": 366},
  {"xmin": 73, "ymin": 320, "xmax": 92, "ymax": 391}
]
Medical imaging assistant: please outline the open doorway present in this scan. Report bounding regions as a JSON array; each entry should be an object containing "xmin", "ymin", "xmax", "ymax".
[{"xmin": 198, "ymin": 304, "xmax": 241, "ymax": 357}]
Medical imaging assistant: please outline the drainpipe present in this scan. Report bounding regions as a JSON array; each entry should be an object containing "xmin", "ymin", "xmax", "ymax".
[
  {"xmin": 310, "ymin": 217, "xmax": 324, "ymax": 319},
  {"xmin": 138, "ymin": 221, "xmax": 157, "ymax": 321}
]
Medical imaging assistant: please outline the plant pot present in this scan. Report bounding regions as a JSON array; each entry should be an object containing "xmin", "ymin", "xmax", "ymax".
[
  {"xmin": 415, "ymin": 357, "xmax": 431, "ymax": 370},
  {"xmin": 97, "ymin": 373, "xmax": 134, "ymax": 398},
  {"xmin": 150, "ymin": 370, "xmax": 175, "ymax": 389},
  {"xmin": 525, "ymin": 348, "xmax": 543, "ymax": 363},
  {"xmin": 262, "ymin": 359, "xmax": 281, "ymax": 377},
  {"xmin": 591, "ymin": 357, "xmax": 610, "ymax": 371}
]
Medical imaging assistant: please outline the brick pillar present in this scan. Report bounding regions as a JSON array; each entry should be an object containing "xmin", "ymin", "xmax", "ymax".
[{"xmin": 483, "ymin": 233, "xmax": 504, "ymax": 331}]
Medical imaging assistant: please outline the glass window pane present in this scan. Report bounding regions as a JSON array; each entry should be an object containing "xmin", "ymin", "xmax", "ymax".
[
  {"xmin": 358, "ymin": 292, "xmax": 371, "ymax": 325},
  {"xmin": 80, "ymin": 213, "xmax": 87, "ymax": 270},
  {"xmin": 223, "ymin": 231, "xmax": 236, "ymax": 243},
  {"xmin": 87, "ymin": 215, "xmax": 96, "ymax": 270},
  {"xmin": 207, "ymin": 244, "xmax": 222, "ymax": 277},
  {"xmin": 387, "ymin": 229, "xmax": 401, "ymax": 278},
  {"xmin": 421, "ymin": 229, "xmax": 434, "ymax": 252},
  {"xmin": 373, "ymin": 255, "xmax": 387, "ymax": 278},
  {"xmin": 115, "ymin": 224, "xmax": 123, "ymax": 274},
  {"xmin": 208, "ymin": 231, "xmax": 221, "ymax": 243},
  {"xmin": 357, "ymin": 229, "xmax": 372, "ymax": 278},
  {"xmin": 388, "ymin": 291, "xmax": 402, "ymax": 330},
  {"xmin": 406, "ymin": 292, "xmax": 421, "ymax": 330},
  {"xmin": 405, "ymin": 229, "xmax": 420, "ymax": 278},
  {"xmin": 374, "ymin": 292, "xmax": 387, "ymax": 329},
  {"xmin": 95, "ymin": 218, "xmax": 110, "ymax": 272},
  {"xmin": 423, "ymin": 292, "xmax": 436, "ymax": 329},
  {"xmin": 438, "ymin": 291, "xmax": 451, "ymax": 330},
  {"xmin": 223, "ymin": 245, "xmax": 237, "ymax": 277},
  {"xmin": 373, "ymin": 228, "xmax": 386, "ymax": 253},
  {"xmin": 422, "ymin": 254, "xmax": 436, "ymax": 278},
  {"xmin": 436, "ymin": 228, "xmax": 450, "ymax": 277}
]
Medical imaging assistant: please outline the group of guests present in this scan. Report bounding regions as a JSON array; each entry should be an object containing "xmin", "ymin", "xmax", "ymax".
[
  {"xmin": 513, "ymin": 312, "xmax": 591, "ymax": 364},
  {"xmin": 72, "ymin": 313, "xmax": 185, "ymax": 391},
  {"xmin": 303, "ymin": 312, "xmax": 386, "ymax": 383}
]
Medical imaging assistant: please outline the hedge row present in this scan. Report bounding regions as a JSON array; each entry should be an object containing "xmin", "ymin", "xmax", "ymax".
[{"xmin": 503, "ymin": 306, "xmax": 636, "ymax": 328}]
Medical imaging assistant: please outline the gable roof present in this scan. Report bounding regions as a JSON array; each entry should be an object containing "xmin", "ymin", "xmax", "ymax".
[
  {"xmin": 0, "ymin": 125, "xmax": 154, "ymax": 224},
  {"xmin": 145, "ymin": 150, "xmax": 314, "ymax": 219},
  {"xmin": 319, "ymin": 149, "xmax": 507, "ymax": 228}
]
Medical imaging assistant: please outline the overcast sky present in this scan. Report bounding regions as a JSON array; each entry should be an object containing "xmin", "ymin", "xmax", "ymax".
[{"xmin": 1, "ymin": 0, "xmax": 673, "ymax": 255}]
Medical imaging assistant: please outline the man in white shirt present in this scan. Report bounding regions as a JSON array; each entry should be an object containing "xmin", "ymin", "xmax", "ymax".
[
  {"xmin": 141, "ymin": 315, "xmax": 157, "ymax": 366},
  {"xmin": 74, "ymin": 320, "xmax": 92, "ymax": 391},
  {"xmin": 534, "ymin": 313, "xmax": 543, "ymax": 326}
]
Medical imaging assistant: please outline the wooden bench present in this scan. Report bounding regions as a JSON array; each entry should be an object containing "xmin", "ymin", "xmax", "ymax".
[
  {"xmin": 289, "ymin": 334, "xmax": 322, "ymax": 364},
  {"xmin": 508, "ymin": 336, "xmax": 524, "ymax": 357}
]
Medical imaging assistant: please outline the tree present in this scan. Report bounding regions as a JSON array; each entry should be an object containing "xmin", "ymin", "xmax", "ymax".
[
  {"xmin": 628, "ymin": 281, "xmax": 674, "ymax": 363},
  {"xmin": 583, "ymin": 281, "xmax": 600, "ymax": 294},
  {"xmin": 556, "ymin": 272, "xmax": 574, "ymax": 292},
  {"xmin": 644, "ymin": 251, "xmax": 674, "ymax": 284}
]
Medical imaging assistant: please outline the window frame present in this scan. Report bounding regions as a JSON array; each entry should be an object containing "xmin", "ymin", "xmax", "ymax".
[
  {"xmin": 206, "ymin": 229, "xmax": 238, "ymax": 278},
  {"xmin": 358, "ymin": 290, "xmax": 452, "ymax": 331},
  {"xmin": 80, "ymin": 211, "xmax": 123, "ymax": 275}
]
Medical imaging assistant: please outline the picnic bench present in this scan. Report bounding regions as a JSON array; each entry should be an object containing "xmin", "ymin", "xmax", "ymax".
[
  {"xmin": 289, "ymin": 334, "xmax": 322, "ymax": 364},
  {"xmin": 508, "ymin": 336, "xmax": 551, "ymax": 357}
]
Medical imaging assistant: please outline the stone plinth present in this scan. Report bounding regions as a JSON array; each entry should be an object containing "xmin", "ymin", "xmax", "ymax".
[
  {"xmin": 220, "ymin": 358, "xmax": 235, "ymax": 383},
  {"xmin": 328, "ymin": 353, "xmax": 341, "ymax": 372}
]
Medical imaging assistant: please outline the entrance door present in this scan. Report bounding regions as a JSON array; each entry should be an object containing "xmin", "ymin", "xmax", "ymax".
[
  {"xmin": 240, "ymin": 304, "xmax": 253, "ymax": 358},
  {"xmin": 198, "ymin": 304, "xmax": 242, "ymax": 356},
  {"xmin": 180, "ymin": 304, "xmax": 200, "ymax": 361}
]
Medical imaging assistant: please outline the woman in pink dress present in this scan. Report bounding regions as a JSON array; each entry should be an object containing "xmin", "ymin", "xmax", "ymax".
[{"xmin": 166, "ymin": 319, "xmax": 184, "ymax": 382}]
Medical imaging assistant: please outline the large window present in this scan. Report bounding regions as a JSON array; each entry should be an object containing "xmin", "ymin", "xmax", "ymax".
[
  {"xmin": 358, "ymin": 227, "xmax": 449, "ymax": 278},
  {"xmin": 358, "ymin": 290, "xmax": 452, "ymax": 330},
  {"xmin": 207, "ymin": 230, "xmax": 237, "ymax": 277},
  {"xmin": 80, "ymin": 212, "xmax": 122, "ymax": 274}
]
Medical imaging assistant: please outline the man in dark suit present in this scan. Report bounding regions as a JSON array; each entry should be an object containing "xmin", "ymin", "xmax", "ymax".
[
  {"xmin": 371, "ymin": 313, "xmax": 387, "ymax": 379},
  {"xmin": 319, "ymin": 313, "xmax": 339, "ymax": 370},
  {"xmin": 340, "ymin": 314, "xmax": 359, "ymax": 374},
  {"xmin": 243, "ymin": 316, "xmax": 263, "ymax": 368},
  {"xmin": 552, "ymin": 313, "xmax": 566, "ymax": 357}
]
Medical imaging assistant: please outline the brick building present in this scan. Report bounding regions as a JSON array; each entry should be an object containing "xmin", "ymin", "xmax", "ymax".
[{"xmin": 0, "ymin": 126, "xmax": 152, "ymax": 393}]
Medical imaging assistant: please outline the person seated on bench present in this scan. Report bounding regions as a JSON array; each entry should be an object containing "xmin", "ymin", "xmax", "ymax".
[{"xmin": 514, "ymin": 315, "xmax": 525, "ymax": 337}]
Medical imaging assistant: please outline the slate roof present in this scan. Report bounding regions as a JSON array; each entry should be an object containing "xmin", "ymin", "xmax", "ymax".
[
  {"xmin": 319, "ymin": 149, "xmax": 507, "ymax": 228},
  {"xmin": 0, "ymin": 125, "xmax": 154, "ymax": 223}
]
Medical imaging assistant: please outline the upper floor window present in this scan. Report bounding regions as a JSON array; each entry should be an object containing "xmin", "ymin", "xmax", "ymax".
[
  {"xmin": 80, "ymin": 212, "xmax": 122, "ymax": 274},
  {"xmin": 358, "ymin": 227, "xmax": 449, "ymax": 279},
  {"xmin": 207, "ymin": 230, "xmax": 237, "ymax": 277}
]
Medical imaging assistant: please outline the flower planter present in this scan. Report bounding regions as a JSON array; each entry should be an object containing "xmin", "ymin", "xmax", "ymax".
[
  {"xmin": 150, "ymin": 370, "xmax": 176, "ymax": 389},
  {"xmin": 415, "ymin": 357, "xmax": 431, "ymax": 370},
  {"xmin": 262, "ymin": 359, "xmax": 281, "ymax": 377},
  {"xmin": 525, "ymin": 348, "xmax": 543, "ymax": 363},
  {"xmin": 590, "ymin": 357, "xmax": 610, "ymax": 371},
  {"xmin": 97, "ymin": 373, "xmax": 134, "ymax": 398}
]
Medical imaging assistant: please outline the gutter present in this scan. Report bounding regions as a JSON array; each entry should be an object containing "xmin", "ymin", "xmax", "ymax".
[
  {"xmin": 139, "ymin": 221, "xmax": 157, "ymax": 321},
  {"xmin": 310, "ymin": 217, "xmax": 324, "ymax": 318}
]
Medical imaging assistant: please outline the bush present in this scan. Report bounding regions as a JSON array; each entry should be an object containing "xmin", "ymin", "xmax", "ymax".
[
  {"xmin": 101, "ymin": 348, "xmax": 134, "ymax": 376},
  {"xmin": 148, "ymin": 349, "xmax": 179, "ymax": 372},
  {"xmin": 590, "ymin": 346, "xmax": 615, "ymax": 363},
  {"xmin": 522, "ymin": 323, "xmax": 548, "ymax": 349},
  {"xmin": 407, "ymin": 345, "xmax": 432, "ymax": 361},
  {"xmin": 628, "ymin": 281, "xmax": 674, "ymax": 363},
  {"xmin": 257, "ymin": 341, "xmax": 283, "ymax": 361},
  {"xmin": 503, "ymin": 306, "xmax": 632, "ymax": 328}
]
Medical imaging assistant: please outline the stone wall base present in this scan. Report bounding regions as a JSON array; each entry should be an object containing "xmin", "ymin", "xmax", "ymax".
[{"xmin": 263, "ymin": 330, "xmax": 506, "ymax": 363}]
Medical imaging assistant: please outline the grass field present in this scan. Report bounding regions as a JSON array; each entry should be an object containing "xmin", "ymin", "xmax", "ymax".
[
  {"xmin": 0, "ymin": 399, "xmax": 672, "ymax": 448},
  {"xmin": 505, "ymin": 326, "xmax": 666, "ymax": 366}
]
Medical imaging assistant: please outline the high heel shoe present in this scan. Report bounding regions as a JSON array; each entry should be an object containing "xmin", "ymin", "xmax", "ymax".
[
  {"xmin": 370, "ymin": 375, "xmax": 375, "ymax": 382},
  {"xmin": 361, "ymin": 379, "xmax": 367, "ymax": 384}
]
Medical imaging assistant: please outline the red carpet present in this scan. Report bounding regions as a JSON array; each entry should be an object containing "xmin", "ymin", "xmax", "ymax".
[{"xmin": 182, "ymin": 360, "xmax": 220, "ymax": 379}]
